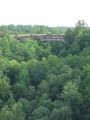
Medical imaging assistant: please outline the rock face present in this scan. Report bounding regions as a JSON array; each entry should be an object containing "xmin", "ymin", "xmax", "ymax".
[{"xmin": 16, "ymin": 34, "xmax": 65, "ymax": 42}]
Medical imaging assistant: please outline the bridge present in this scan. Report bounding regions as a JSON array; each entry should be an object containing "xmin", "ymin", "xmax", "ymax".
[{"xmin": 15, "ymin": 34, "xmax": 65, "ymax": 42}]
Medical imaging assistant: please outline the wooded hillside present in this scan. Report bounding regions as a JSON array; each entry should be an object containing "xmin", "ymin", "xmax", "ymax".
[{"xmin": 0, "ymin": 20, "xmax": 90, "ymax": 120}]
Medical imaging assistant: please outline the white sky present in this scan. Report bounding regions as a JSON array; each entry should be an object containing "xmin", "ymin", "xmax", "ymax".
[{"xmin": 0, "ymin": 0, "xmax": 90, "ymax": 26}]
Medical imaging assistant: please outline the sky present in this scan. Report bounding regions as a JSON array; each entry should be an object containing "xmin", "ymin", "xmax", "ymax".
[{"xmin": 0, "ymin": 0, "xmax": 90, "ymax": 26}]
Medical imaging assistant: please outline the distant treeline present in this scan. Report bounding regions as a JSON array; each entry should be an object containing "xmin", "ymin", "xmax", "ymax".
[{"xmin": 0, "ymin": 25, "xmax": 71, "ymax": 35}]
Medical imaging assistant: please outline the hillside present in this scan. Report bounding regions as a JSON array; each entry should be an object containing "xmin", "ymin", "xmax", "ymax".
[{"xmin": 0, "ymin": 20, "xmax": 90, "ymax": 120}]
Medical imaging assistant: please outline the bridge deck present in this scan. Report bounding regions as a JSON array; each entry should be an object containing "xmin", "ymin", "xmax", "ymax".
[{"xmin": 16, "ymin": 34, "xmax": 65, "ymax": 42}]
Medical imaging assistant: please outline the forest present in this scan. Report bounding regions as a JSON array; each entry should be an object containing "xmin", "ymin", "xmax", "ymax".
[{"xmin": 0, "ymin": 20, "xmax": 90, "ymax": 120}]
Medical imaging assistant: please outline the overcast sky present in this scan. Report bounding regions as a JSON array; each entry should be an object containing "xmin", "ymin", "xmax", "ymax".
[{"xmin": 0, "ymin": 0, "xmax": 90, "ymax": 26}]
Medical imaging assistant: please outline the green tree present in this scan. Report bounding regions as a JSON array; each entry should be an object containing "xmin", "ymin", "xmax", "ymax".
[
  {"xmin": 0, "ymin": 77, "xmax": 11, "ymax": 102},
  {"xmin": 0, "ymin": 102, "xmax": 25, "ymax": 120},
  {"xmin": 32, "ymin": 106, "xmax": 50, "ymax": 120},
  {"xmin": 75, "ymin": 20, "xmax": 87, "ymax": 35},
  {"xmin": 63, "ymin": 81, "xmax": 82, "ymax": 120},
  {"xmin": 7, "ymin": 60, "xmax": 21, "ymax": 84}
]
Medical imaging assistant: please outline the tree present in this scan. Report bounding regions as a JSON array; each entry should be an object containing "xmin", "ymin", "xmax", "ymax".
[
  {"xmin": 75, "ymin": 20, "xmax": 88, "ymax": 35},
  {"xmin": 65, "ymin": 29, "xmax": 75, "ymax": 45},
  {"xmin": 7, "ymin": 60, "xmax": 21, "ymax": 84},
  {"xmin": 0, "ymin": 102, "xmax": 25, "ymax": 120},
  {"xmin": 50, "ymin": 106, "xmax": 69, "ymax": 120},
  {"xmin": 0, "ymin": 77, "xmax": 11, "ymax": 102},
  {"xmin": 32, "ymin": 106, "xmax": 50, "ymax": 120},
  {"xmin": 27, "ymin": 59, "xmax": 48, "ymax": 86},
  {"xmin": 63, "ymin": 81, "xmax": 82, "ymax": 120}
]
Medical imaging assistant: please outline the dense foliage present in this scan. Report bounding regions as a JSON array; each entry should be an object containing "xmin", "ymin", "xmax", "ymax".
[
  {"xmin": 0, "ymin": 25, "xmax": 68, "ymax": 35},
  {"xmin": 0, "ymin": 20, "xmax": 90, "ymax": 120}
]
